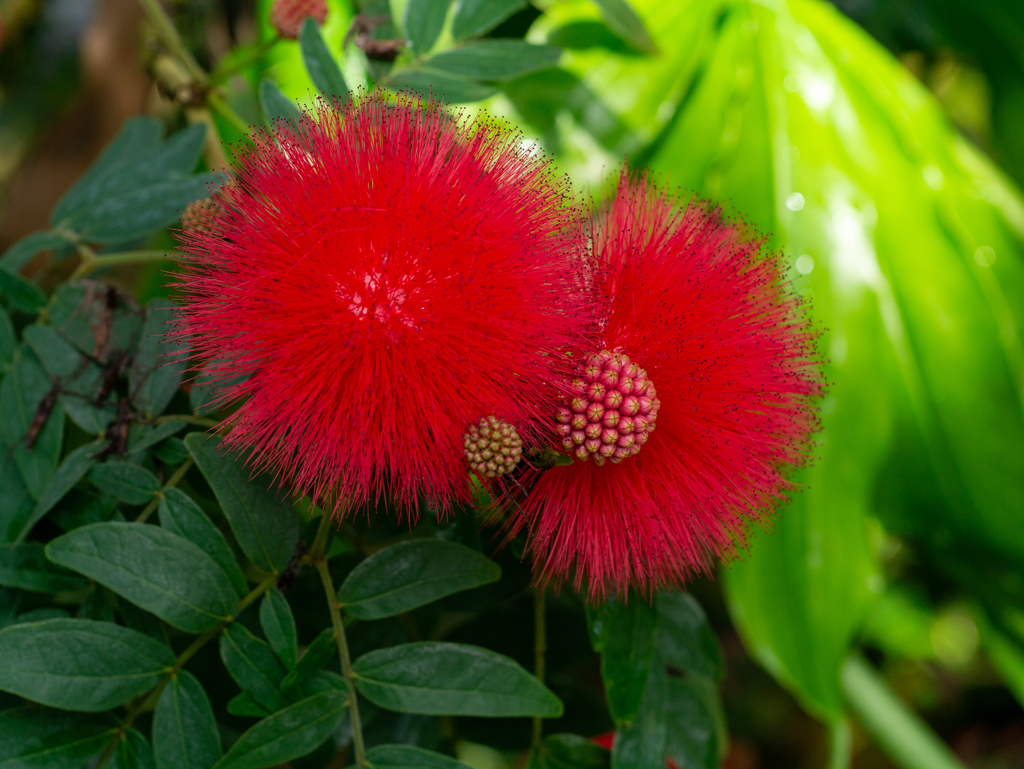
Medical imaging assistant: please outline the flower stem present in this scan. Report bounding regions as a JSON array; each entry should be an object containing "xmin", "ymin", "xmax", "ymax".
[
  {"xmin": 70, "ymin": 249, "xmax": 176, "ymax": 281},
  {"xmin": 154, "ymin": 414, "xmax": 219, "ymax": 428},
  {"xmin": 208, "ymin": 93, "xmax": 254, "ymax": 138},
  {"xmin": 311, "ymin": 513, "xmax": 367, "ymax": 766},
  {"xmin": 135, "ymin": 457, "xmax": 194, "ymax": 524},
  {"xmin": 532, "ymin": 586, "xmax": 547, "ymax": 747},
  {"xmin": 137, "ymin": 0, "xmax": 207, "ymax": 84}
]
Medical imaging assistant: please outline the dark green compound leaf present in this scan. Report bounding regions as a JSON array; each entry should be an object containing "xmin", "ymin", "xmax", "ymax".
[
  {"xmin": 352, "ymin": 641, "xmax": 563, "ymax": 717},
  {"xmin": 299, "ymin": 18, "xmax": 348, "ymax": 102},
  {"xmin": 655, "ymin": 592, "xmax": 723, "ymax": 681},
  {"xmin": 87, "ymin": 462, "xmax": 160, "ymax": 505},
  {"xmin": 130, "ymin": 299, "xmax": 184, "ymax": 419},
  {"xmin": 545, "ymin": 21, "xmax": 638, "ymax": 55},
  {"xmin": 0, "ymin": 351, "xmax": 64, "ymax": 500},
  {"xmin": 46, "ymin": 522, "xmax": 239, "ymax": 633},
  {"xmin": 185, "ymin": 433, "xmax": 301, "ymax": 574},
  {"xmin": 388, "ymin": 68, "xmax": 498, "ymax": 104},
  {"xmin": 451, "ymin": 0, "xmax": 526, "ymax": 40},
  {"xmin": 158, "ymin": 488, "xmax": 248, "ymax": 597},
  {"xmin": 0, "ymin": 270, "xmax": 46, "ymax": 314},
  {"xmin": 587, "ymin": 597, "xmax": 656, "ymax": 726},
  {"xmin": 23, "ymin": 324, "xmax": 114, "ymax": 434},
  {"xmin": 404, "ymin": 0, "xmax": 451, "ymax": 54},
  {"xmin": 0, "ymin": 618, "xmax": 173, "ymax": 711},
  {"xmin": 127, "ymin": 421, "xmax": 186, "ymax": 457},
  {"xmin": 51, "ymin": 119, "xmax": 215, "ymax": 244},
  {"xmin": 220, "ymin": 623, "xmax": 290, "ymax": 713},
  {"xmin": 591, "ymin": 0, "xmax": 657, "ymax": 55},
  {"xmin": 227, "ymin": 692, "xmax": 270, "ymax": 718},
  {"xmin": 529, "ymin": 734, "xmax": 609, "ymax": 769},
  {"xmin": 7, "ymin": 608, "xmax": 70, "ymax": 626},
  {"xmin": 363, "ymin": 744, "xmax": 473, "ymax": 769},
  {"xmin": 281, "ymin": 628, "xmax": 336, "ymax": 692},
  {"xmin": 0, "ymin": 229, "xmax": 75, "ymax": 273},
  {"xmin": 212, "ymin": 690, "xmax": 347, "ymax": 769},
  {"xmin": 113, "ymin": 729, "xmax": 155, "ymax": 769},
  {"xmin": 48, "ymin": 282, "xmax": 143, "ymax": 358},
  {"xmin": 338, "ymin": 539, "xmax": 500, "ymax": 620},
  {"xmin": 260, "ymin": 589, "xmax": 298, "ymax": 669},
  {"xmin": 259, "ymin": 79, "xmax": 303, "ymax": 129},
  {"xmin": 0, "ymin": 453, "xmax": 33, "ymax": 544},
  {"xmin": 152, "ymin": 436, "xmax": 190, "ymax": 464},
  {"xmin": 14, "ymin": 441, "xmax": 100, "ymax": 544},
  {"xmin": 153, "ymin": 670, "xmax": 223, "ymax": 769},
  {"xmin": 0, "ymin": 706, "xmax": 116, "ymax": 769},
  {"xmin": 0, "ymin": 543, "xmax": 84, "ymax": 593},
  {"xmin": 0, "ymin": 307, "xmax": 15, "ymax": 366},
  {"xmin": 425, "ymin": 40, "xmax": 561, "ymax": 81}
]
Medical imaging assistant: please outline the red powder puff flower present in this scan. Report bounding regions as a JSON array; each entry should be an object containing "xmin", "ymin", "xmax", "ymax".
[
  {"xmin": 270, "ymin": 0, "xmax": 327, "ymax": 39},
  {"xmin": 175, "ymin": 95, "xmax": 589, "ymax": 515},
  {"xmin": 513, "ymin": 170, "xmax": 821, "ymax": 598}
]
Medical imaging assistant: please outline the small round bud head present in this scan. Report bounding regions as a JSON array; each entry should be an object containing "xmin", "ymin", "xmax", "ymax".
[
  {"xmin": 557, "ymin": 350, "xmax": 659, "ymax": 465},
  {"xmin": 464, "ymin": 416, "xmax": 523, "ymax": 478},
  {"xmin": 271, "ymin": 0, "xmax": 328, "ymax": 39},
  {"xmin": 181, "ymin": 198, "xmax": 222, "ymax": 235}
]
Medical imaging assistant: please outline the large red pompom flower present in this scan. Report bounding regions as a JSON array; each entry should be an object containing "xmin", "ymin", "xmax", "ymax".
[
  {"xmin": 175, "ymin": 96, "xmax": 589, "ymax": 515},
  {"xmin": 514, "ymin": 171, "xmax": 822, "ymax": 598}
]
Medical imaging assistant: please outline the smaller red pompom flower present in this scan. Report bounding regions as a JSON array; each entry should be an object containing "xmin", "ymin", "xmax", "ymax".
[
  {"xmin": 514, "ymin": 170, "xmax": 822, "ymax": 598},
  {"xmin": 270, "ymin": 0, "xmax": 327, "ymax": 39},
  {"xmin": 175, "ymin": 95, "xmax": 589, "ymax": 516}
]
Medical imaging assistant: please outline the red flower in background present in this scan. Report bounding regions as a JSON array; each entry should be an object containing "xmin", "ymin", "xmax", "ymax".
[
  {"xmin": 175, "ymin": 96, "xmax": 588, "ymax": 516},
  {"xmin": 515, "ymin": 171, "xmax": 822, "ymax": 598},
  {"xmin": 270, "ymin": 0, "xmax": 328, "ymax": 39}
]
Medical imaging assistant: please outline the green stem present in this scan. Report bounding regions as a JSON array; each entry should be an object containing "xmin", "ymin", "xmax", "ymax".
[
  {"xmin": 828, "ymin": 717, "xmax": 852, "ymax": 769},
  {"xmin": 841, "ymin": 655, "xmax": 966, "ymax": 769},
  {"xmin": 70, "ymin": 250, "xmax": 175, "ymax": 281},
  {"xmin": 311, "ymin": 513, "xmax": 367, "ymax": 766},
  {"xmin": 208, "ymin": 93, "xmax": 254, "ymax": 138},
  {"xmin": 94, "ymin": 573, "xmax": 278, "ymax": 768},
  {"xmin": 137, "ymin": 0, "xmax": 207, "ymax": 83},
  {"xmin": 154, "ymin": 414, "xmax": 219, "ymax": 428},
  {"xmin": 532, "ymin": 587, "xmax": 546, "ymax": 747},
  {"xmin": 135, "ymin": 457, "xmax": 195, "ymax": 524}
]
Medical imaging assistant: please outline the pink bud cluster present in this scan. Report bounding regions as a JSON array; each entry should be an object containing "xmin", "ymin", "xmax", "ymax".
[
  {"xmin": 557, "ymin": 351, "xmax": 660, "ymax": 465},
  {"xmin": 464, "ymin": 416, "xmax": 523, "ymax": 478}
]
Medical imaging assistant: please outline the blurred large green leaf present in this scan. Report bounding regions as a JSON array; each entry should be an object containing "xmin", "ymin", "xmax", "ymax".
[{"xmin": 542, "ymin": 0, "xmax": 1024, "ymax": 720}]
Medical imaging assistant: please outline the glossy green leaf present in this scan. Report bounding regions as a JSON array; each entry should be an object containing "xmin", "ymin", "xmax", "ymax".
[
  {"xmin": 220, "ymin": 623, "xmax": 289, "ymax": 713},
  {"xmin": 130, "ymin": 299, "xmax": 184, "ymax": 418},
  {"xmin": 0, "ymin": 452, "xmax": 33, "ymax": 544},
  {"xmin": 14, "ymin": 441, "xmax": 99, "ymax": 544},
  {"xmin": 158, "ymin": 488, "xmax": 248, "ymax": 597},
  {"xmin": 451, "ymin": 0, "xmax": 526, "ymax": 40},
  {"xmin": 364, "ymin": 744, "xmax": 473, "ymax": 769},
  {"xmin": 153, "ymin": 670, "xmax": 223, "ymax": 769},
  {"xmin": 352, "ymin": 641, "xmax": 563, "ymax": 717},
  {"xmin": 185, "ymin": 433, "xmax": 300, "ymax": 574},
  {"xmin": 0, "ymin": 706, "xmax": 115, "ymax": 769},
  {"xmin": 388, "ymin": 69, "xmax": 498, "ymax": 104},
  {"xmin": 87, "ymin": 462, "xmax": 160, "ymax": 505},
  {"xmin": 655, "ymin": 592, "xmax": 723, "ymax": 681},
  {"xmin": 127, "ymin": 421, "xmax": 186, "ymax": 457},
  {"xmin": 260, "ymin": 589, "xmax": 298, "ymax": 669},
  {"xmin": 338, "ymin": 539, "xmax": 500, "ymax": 619},
  {"xmin": 0, "ymin": 270, "xmax": 46, "ymax": 314},
  {"xmin": 280, "ymin": 628, "xmax": 336, "ymax": 692},
  {"xmin": 23, "ymin": 324, "xmax": 113, "ymax": 434},
  {"xmin": 212, "ymin": 690, "xmax": 347, "ymax": 769},
  {"xmin": 47, "ymin": 281, "xmax": 143, "ymax": 358},
  {"xmin": 113, "ymin": 729, "xmax": 155, "ymax": 769},
  {"xmin": 0, "ymin": 351, "xmax": 64, "ymax": 499},
  {"xmin": 404, "ymin": 0, "xmax": 450, "ymax": 54},
  {"xmin": 587, "ymin": 597, "xmax": 656, "ymax": 725},
  {"xmin": 51, "ymin": 119, "xmax": 214, "ymax": 244},
  {"xmin": 227, "ymin": 691, "xmax": 270, "ymax": 718},
  {"xmin": 259, "ymin": 79, "xmax": 302, "ymax": 129},
  {"xmin": 425, "ymin": 41, "xmax": 561, "ymax": 81},
  {"xmin": 530, "ymin": 734, "xmax": 610, "ymax": 769},
  {"xmin": 0, "ymin": 543, "xmax": 84, "ymax": 593},
  {"xmin": 545, "ymin": 21, "xmax": 638, "ymax": 55},
  {"xmin": 0, "ymin": 230, "xmax": 74, "ymax": 273},
  {"xmin": 46, "ymin": 522, "xmax": 238, "ymax": 633},
  {"xmin": 299, "ymin": 19, "xmax": 348, "ymax": 102},
  {"xmin": 0, "ymin": 307, "xmax": 14, "ymax": 366},
  {"xmin": 591, "ymin": 0, "xmax": 657, "ymax": 54},
  {"xmin": 0, "ymin": 618, "xmax": 173, "ymax": 711}
]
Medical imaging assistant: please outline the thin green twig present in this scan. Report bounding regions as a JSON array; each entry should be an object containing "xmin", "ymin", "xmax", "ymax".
[
  {"xmin": 311, "ymin": 513, "xmax": 367, "ymax": 766},
  {"xmin": 138, "ymin": 0, "xmax": 207, "ymax": 84},
  {"xmin": 135, "ymin": 457, "xmax": 195, "ymax": 524},
  {"xmin": 70, "ymin": 249, "xmax": 176, "ymax": 281}
]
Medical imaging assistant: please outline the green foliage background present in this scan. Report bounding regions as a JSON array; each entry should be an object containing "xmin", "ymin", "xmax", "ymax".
[{"xmin": 0, "ymin": 0, "xmax": 1023, "ymax": 767}]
